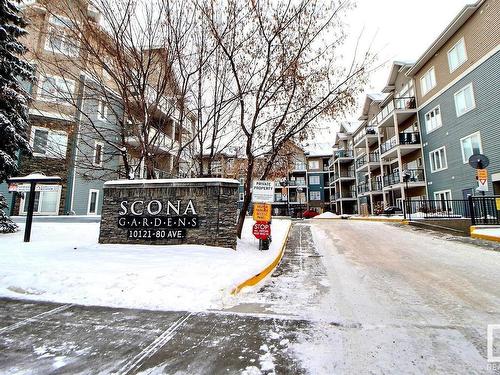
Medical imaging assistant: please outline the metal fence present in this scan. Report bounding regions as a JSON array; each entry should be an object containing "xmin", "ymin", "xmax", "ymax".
[{"xmin": 403, "ymin": 196, "xmax": 500, "ymax": 225}]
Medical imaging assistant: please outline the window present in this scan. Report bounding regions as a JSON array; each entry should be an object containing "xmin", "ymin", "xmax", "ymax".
[
  {"xmin": 429, "ymin": 147, "xmax": 448, "ymax": 173},
  {"xmin": 448, "ymin": 38, "xmax": 467, "ymax": 72},
  {"xmin": 460, "ymin": 132, "xmax": 482, "ymax": 164},
  {"xmin": 420, "ymin": 67, "xmax": 436, "ymax": 96},
  {"xmin": 45, "ymin": 15, "xmax": 79, "ymax": 57},
  {"xmin": 87, "ymin": 189, "xmax": 99, "ymax": 215},
  {"xmin": 295, "ymin": 177, "xmax": 306, "ymax": 186},
  {"xmin": 309, "ymin": 175, "xmax": 320, "ymax": 185},
  {"xmin": 21, "ymin": 186, "xmax": 61, "ymax": 215},
  {"xmin": 97, "ymin": 99, "xmax": 108, "ymax": 121},
  {"xmin": 454, "ymin": 83, "xmax": 475, "ymax": 117},
  {"xmin": 310, "ymin": 191, "xmax": 321, "ymax": 201},
  {"xmin": 38, "ymin": 75, "xmax": 75, "ymax": 103},
  {"xmin": 434, "ymin": 190, "xmax": 453, "ymax": 212},
  {"xmin": 31, "ymin": 127, "xmax": 68, "ymax": 158},
  {"xmin": 93, "ymin": 141, "xmax": 104, "ymax": 167},
  {"xmin": 308, "ymin": 160, "xmax": 319, "ymax": 170},
  {"xmin": 239, "ymin": 193, "xmax": 244, "ymax": 201},
  {"xmin": 424, "ymin": 106, "xmax": 442, "ymax": 134},
  {"xmin": 239, "ymin": 177, "xmax": 244, "ymax": 185}
]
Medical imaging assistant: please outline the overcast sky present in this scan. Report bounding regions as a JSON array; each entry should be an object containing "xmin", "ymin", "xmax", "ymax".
[{"xmin": 307, "ymin": 0, "xmax": 473, "ymax": 154}]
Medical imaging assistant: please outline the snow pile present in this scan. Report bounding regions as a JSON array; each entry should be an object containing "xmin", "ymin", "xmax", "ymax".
[
  {"xmin": 313, "ymin": 212, "xmax": 339, "ymax": 219},
  {"xmin": 0, "ymin": 219, "xmax": 290, "ymax": 312}
]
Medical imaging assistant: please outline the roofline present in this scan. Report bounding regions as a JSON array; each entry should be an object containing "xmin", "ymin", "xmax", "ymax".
[{"xmin": 407, "ymin": 0, "xmax": 485, "ymax": 76}]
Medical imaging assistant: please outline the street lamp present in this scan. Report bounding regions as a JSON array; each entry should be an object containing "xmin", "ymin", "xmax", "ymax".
[
  {"xmin": 403, "ymin": 169, "xmax": 411, "ymax": 218},
  {"xmin": 279, "ymin": 177, "xmax": 290, "ymax": 217},
  {"xmin": 297, "ymin": 185, "xmax": 303, "ymax": 218}
]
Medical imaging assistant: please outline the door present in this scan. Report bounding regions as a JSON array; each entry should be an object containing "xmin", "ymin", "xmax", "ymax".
[{"xmin": 462, "ymin": 188, "xmax": 473, "ymax": 217}]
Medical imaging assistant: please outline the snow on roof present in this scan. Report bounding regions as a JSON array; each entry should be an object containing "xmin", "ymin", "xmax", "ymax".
[
  {"xmin": 8, "ymin": 173, "xmax": 62, "ymax": 181},
  {"xmin": 304, "ymin": 142, "xmax": 334, "ymax": 157},
  {"xmin": 104, "ymin": 178, "xmax": 240, "ymax": 186}
]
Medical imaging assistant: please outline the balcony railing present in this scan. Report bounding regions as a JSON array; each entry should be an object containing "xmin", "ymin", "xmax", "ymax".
[
  {"xmin": 356, "ymin": 152, "xmax": 379, "ymax": 169},
  {"xmin": 369, "ymin": 97, "xmax": 416, "ymax": 127},
  {"xmin": 399, "ymin": 132, "xmax": 420, "ymax": 145},
  {"xmin": 293, "ymin": 162, "xmax": 307, "ymax": 171},
  {"xmin": 403, "ymin": 169, "xmax": 425, "ymax": 182},
  {"xmin": 380, "ymin": 136, "xmax": 397, "ymax": 154},
  {"xmin": 383, "ymin": 171, "xmax": 400, "ymax": 187},
  {"xmin": 334, "ymin": 149, "xmax": 354, "ymax": 159},
  {"xmin": 358, "ymin": 179, "xmax": 383, "ymax": 194},
  {"xmin": 289, "ymin": 180, "xmax": 307, "ymax": 187},
  {"xmin": 334, "ymin": 169, "xmax": 355, "ymax": 180},
  {"xmin": 355, "ymin": 155, "xmax": 367, "ymax": 169},
  {"xmin": 371, "ymin": 179, "xmax": 383, "ymax": 191},
  {"xmin": 357, "ymin": 182, "xmax": 369, "ymax": 194},
  {"xmin": 354, "ymin": 126, "xmax": 378, "ymax": 144}
]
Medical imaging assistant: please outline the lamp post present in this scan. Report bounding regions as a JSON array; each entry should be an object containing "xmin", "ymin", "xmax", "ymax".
[
  {"xmin": 279, "ymin": 177, "xmax": 290, "ymax": 217},
  {"xmin": 403, "ymin": 169, "xmax": 411, "ymax": 219}
]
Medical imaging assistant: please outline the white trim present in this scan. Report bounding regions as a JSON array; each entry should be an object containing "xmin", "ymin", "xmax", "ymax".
[
  {"xmin": 418, "ymin": 45, "xmax": 500, "ymax": 109},
  {"xmin": 429, "ymin": 146, "xmax": 448, "ymax": 173},
  {"xmin": 460, "ymin": 131, "xmax": 483, "ymax": 164},
  {"xmin": 454, "ymin": 82, "xmax": 476, "ymax": 117},
  {"xmin": 87, "ymin": 189, "xmax": 100, "ymax": 215},
  {"xmin": 447, "ymin": 37, "xmax": 468, "ymax": 73},
  {"xmin": 93, "ymin": 141, "xmax": 104, "ymax": 167}
]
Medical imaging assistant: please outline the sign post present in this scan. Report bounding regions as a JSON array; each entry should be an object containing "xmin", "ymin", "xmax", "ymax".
[
  {"xmin": 251, "ymin": 180, "xmax": 274, "ymax": 250},
  {"xmin": 468, "ymin": 154, "xmax": 490, "ymax": 221},
  {"xmin": 7, "ymin": 173, "xmax": 61, "ymax": 242}
]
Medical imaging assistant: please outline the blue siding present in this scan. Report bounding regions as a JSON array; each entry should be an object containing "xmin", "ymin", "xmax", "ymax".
[{"xmin": 420, "ymin": 51, "xmax": 500, "ymax": 198}]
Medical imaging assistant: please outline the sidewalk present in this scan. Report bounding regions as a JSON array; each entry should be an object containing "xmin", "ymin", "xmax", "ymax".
[{"xmin": 470, "ymin": 226, "xmax": 500, "ymax": 243}]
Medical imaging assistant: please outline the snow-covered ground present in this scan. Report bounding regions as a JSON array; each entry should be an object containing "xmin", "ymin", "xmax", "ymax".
[
  {"xmin": 0, "ymin": 218, "xmax": 290, "ymax": 311},
  {"xmin": 473, "ymin": 227, "xmax": 500, "ymax": 238}
]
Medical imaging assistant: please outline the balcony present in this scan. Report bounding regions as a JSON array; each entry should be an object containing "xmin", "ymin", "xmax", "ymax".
[
  {"xmin": 289, "ymin": 180, "xmax": 307, "ymax": 187},
  {"xmin": 357, "ymin": 179, "xmax": 383, "ymax": 194},
  {"xmin": 371, "ymin": 179, "xmax": 383, "ymax": 191},
  {"xmin": 334, "ymin": 149, "xmax": 354, "ymax": 161},
  {"xmin": 335, "ymin": 189, "xmax": 357, "ymax": 200},
  {"xmin": 333, "ymin": 169, "xmax": 355, "ymax": 181},
  {"xmin": 369, "ymin": 97, "xmax": 417, "ymax": 128},
  {"xmin": 356, "ymin": 152, "xmax": 380, "ymax": 170},
  {"xmin": 292, "ymin": 162, "xmax": 307, "ymax": 171},
  {"xmin": 380, "ymin": 136, "xmax": 397, "ymax": 154},
  {"xmin": 380, "ymin": 132, "xmax": 421, "ymax": 156},
  {"xmin": 383, "ymin": 169, "xmax": 425, "ymax": 188},
  {"xmin": 125, "ymin": 127, "xmax": 177, "ymax": 154},
  {"xmin": 354, "ymin": 126, "xmax": 378, "ymax": 146},
  {"xmin": 357, "ymin": 182, "xmax": 369, "ymax": 194},
  {"xmin": 399, "ymin": 132, "xmax": 420, "ymax": 146}
]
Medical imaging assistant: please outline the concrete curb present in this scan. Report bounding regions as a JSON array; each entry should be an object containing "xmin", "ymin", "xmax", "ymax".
[
  {"xmin": 231, "ymin": 221, "xmax": 292, "ymax": 295},
  {"xmin": 349, "ymin": 217, "xmax": 409, "ymax": 224},
  {"xmin": 470, "ymin": 226, "xmax": 500, "ymax": 243}
]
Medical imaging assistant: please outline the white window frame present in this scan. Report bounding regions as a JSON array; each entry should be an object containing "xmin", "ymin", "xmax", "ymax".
[
  {"xmin": 93, "ymin": 141, "xmax": 104, "ymax": 167},
  {"xmin": 310, "ymin": 191, "xmax": 321, "ymax": 201},
  {"xmin": 429, "ymin": 146, "xmax": 448, "ymax": 173},
  {"xmin": 433, "ymin": 190, "xmax": 453, "ymax": 212},
  {"xmin": 97, "ymin": 99, "xmax": 108, "ymax": 121},
  {"xmin": 447, "ymin": 37, "xmax": 468, "ymax": 73},
  {"xmin": 37, "ymin": 74, "xmax": 75, "ymax": 104},
  {"xmin": 87, "ymin": 189, "xmax": 100, "ymax": 215},
  {"xmin": 308, "ymin": 160, "xmax": 320, "ymax": 170},
  {"xmin": 20, "ymin": 186, "xmax": 62, "ymax": 216},
  {"xmin": 44, "ymin": 15, "xmax": 79, "ymax": 57},
  {"xmin": 30, "ymin": 126, "xmax": 68, "ymax": 159},
  {"xmin": 460, "ymin": 131, "xmax": 483, "ymax": 164},
  {"xmin": 420, "ymin": 67, "xmax": 436, "ymax": 96},
  {"xmin": 454, "ymin": 83, "xmax": 476, "ymax": 117},
  {"xmin": 424, "ymin": 105, "xmax": 442, "ymax": 134},
  {"xmin": 309, "ymin": 175, "xmax": 320, "ymax": 185}
]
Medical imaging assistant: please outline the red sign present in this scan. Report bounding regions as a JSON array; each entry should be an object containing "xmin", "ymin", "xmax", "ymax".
[{"xmin": 253, "ymin": 222, "xmax": 271, "ymax": 240}]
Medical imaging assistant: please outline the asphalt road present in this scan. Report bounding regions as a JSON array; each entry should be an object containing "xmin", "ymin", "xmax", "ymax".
[{"xmin": 1, "ymin": 220, "xmax": 500, "ymax": 374}]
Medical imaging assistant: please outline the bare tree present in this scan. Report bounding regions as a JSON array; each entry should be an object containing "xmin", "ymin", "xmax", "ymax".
[{"xmin": 203, "ymin": 0, "xmax": 373, "ymax": 237}]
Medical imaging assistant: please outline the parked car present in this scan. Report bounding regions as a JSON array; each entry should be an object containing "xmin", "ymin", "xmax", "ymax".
[
  {"xmin": 383, "ymin": 206, "xmax": 403, "ymax": 215},
  {"xmin": 302, "ymin": 210, "xmax": 319, "ymax": 219}
]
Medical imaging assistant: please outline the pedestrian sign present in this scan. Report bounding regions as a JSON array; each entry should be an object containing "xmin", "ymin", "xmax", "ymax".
[{"xmin": 253, "ymin": 203, "xmax": 272, "ymax": 222}]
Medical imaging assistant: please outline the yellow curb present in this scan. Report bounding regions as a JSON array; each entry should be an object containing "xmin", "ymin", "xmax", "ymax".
[
  {"xmin": 231, "ymin": 221, "xmax": 292, "ymax": 295},
  {"xmin": 471, "ymin": 232, "xmax": 500, "ymax": 243}
]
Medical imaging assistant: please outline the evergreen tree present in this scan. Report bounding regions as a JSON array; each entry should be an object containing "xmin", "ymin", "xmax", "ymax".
[{"xmin": 0, "ymin": 0, "xmax": 34, "ymax": 233}]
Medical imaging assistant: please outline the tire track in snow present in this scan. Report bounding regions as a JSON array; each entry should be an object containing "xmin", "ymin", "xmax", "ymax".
[
  {"xmin": 0, "ymin": 303, "xmax": 74, "ymax": 334},
  {"xmin": 115, "ymin": 312, "xmax": 193, "ymax": 375}
]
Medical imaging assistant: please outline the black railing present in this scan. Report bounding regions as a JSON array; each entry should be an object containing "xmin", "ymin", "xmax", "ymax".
[
  {"xmin": 334, "ymin": 169, "xmax": 355, "ymax": 179},
  {"xmin": 356, "ymin": 155, "xmax": 367, "ymax": 169},
  {"xmin": 380, "ymin": 137, "xmax": 397, "ymax": 154},
  {"xmin": 399, "ymin": 132, "xmax": 420, "ymax": 145},
  {"xmin": 404, "ymin": 169, "xmax": 425, "ymax": 182},
  {"xmin": 369, "ymin": 152, "xmax": 380, "ymax": 163},
  {"xmin": 383, "ymin": 171, "xmax": 400, "ymax": 186},
  {"xmin": 371, "ymin": 180, "xmax": 383, "ymax": 191},
  {"xmin": 469, "ymin": 195, "xmax": 500, "ymax": 225},
  {"xmin": 404, "ymin": 199, "xmax": 470, "ymax": 220},
  {"xmin": 403, "ymin": 196, "xmax": 500, "ymax": 225},
  {"xmin": 357, "ymin": 182, "xmax": 369, "ymax": 194}
]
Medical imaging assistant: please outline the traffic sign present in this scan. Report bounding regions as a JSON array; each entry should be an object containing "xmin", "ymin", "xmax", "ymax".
[
  {"xmin": 253, "ymin": 203, "xmax": 272, "ymax": 222},
  {"xmin": 476, "ymin": 169, "xmax": 488, "ymax": 192},
  {"xmin": 252, "ymin": 180, "xmax": 275, "ymax": 203},
  {"xmin": 252, "ymin": 222, "xmax": 271, "ymax": 240}
]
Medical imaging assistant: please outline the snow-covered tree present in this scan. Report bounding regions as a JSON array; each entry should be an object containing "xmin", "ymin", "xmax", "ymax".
[{"xmin": 0, "ymin": 0, "xmax": 34, "ymax": 233}]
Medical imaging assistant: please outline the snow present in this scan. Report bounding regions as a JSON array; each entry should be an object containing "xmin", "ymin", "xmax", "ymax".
[
  {"xmin": 313, "ymin": 211, "xmax": 340, "ymax": 219},
  {"xmin": 28, "ymin": 108, "xmax": 74, "ymax": 121},
  {"xmin": 0, "ymin": 219, "xmax": 290, "ymax": 311},
  {"xmin": 473, "ymin": 227, "xmax": 500, "ymax": 238},
  {"xmin": 104, "ymin": 177, "xmax": 240, "ymax": 186},
  {"xmin": 7, "ymin": 173, "xmax": 61, "ymax": 182}
]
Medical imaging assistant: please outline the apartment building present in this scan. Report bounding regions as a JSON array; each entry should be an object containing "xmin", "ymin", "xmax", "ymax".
[
  {"xmin": 407, "ymin": 0, "xmax": 500, "ymax": 200},
  {"xmin": 329, "ymin": 123, "xmax": 357, "ymax": 214},
  {"xmin": 0, "ymin": 0, "xmax": 190, "ymax": 216},
  {"xmin": 306, "ymin": 153, "xmax": 333, "ymax": 213}
]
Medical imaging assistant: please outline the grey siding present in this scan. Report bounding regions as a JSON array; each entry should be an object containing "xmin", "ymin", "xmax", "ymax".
[
  {"xmin": 419, "ymin": 51, "xmax": 500, "ymax": 199},
  {"xmin": 70, "ymin": 87, "xmax": 123, "ymax": 215}
]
